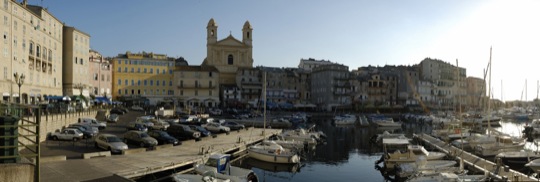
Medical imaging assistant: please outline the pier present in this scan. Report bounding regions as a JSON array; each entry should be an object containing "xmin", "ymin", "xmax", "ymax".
[
  {"xmin": 414, "ymin": 133, "xmax": 537, "ymax": 181},
  {"xmin": 39, "ymin": 128, "xmax": 281, "ymax": 182}
]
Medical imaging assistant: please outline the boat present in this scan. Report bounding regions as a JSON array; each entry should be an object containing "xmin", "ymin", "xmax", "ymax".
[
  {"xmin": 371, "ymin": 116, "xmax": 402, "ymax": 127},
  {"xmin": 395, "ymin": 158, "xmax": 457, "ymax": 178},
  {"xmin": 383, "ymin": 145, "xmax": 446, "ymax": 169},
  {"xmin": 525, "ymin": 158, "xmax": 540, "ymax": 172},
  {"xmin": 371, "ymin": 131, "xmax": 410, "ymax": 146},
  {"xmin": 244, "ymin": 157, "xmax": 301, "ymax": 173},
  {"xmin": 247, "ymin": 141, "xmax": 300, "ymax": 164},
  {"xmin": 171, "ymin": 171, "xmax": 231, "ymax": 182},
  {"xmin": 263, "ymin": 135, "xmax": 311, "ymax": 150},
  {"xmin": 523, "ymin": 119, "xmax": 540, "ymax": 136},
  {"xmin": 495, "ymin": 151, "xmax": 540, "ymax": 169},
  {"xmin": 279, "ymin": 128, "xmax": 325, "ymax": 145},
  {"xmin": 473, "ymin": 135, "xmax": 526, "ymax": 157},
  {"xmin": 451, "ymin": 133, "xmax": 497, "ymax": 151},
  {"xmin": 406, "ymin": 172, "xmax": 487, "ymax": 182},
  {"xmin": 333, "ymin": 114, "xmax": 357, "ymax": 125},
  {"xmin": 194, "ymin": 153, "xmax": 258, "ymax": 182}
]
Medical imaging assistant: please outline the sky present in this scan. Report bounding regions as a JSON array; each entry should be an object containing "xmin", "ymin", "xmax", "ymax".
[{"xmin": 29, "ymin": 0, "xmax": 540, "ymax": 102}]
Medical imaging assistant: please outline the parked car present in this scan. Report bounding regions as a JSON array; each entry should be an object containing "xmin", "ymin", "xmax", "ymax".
[
  {"xmin": 110, "ymin": 108, "xmax": 125, "ymax": 115},
  {"xmin": 208, "ymin": 108, "xmax": 222, "ymax": 116},
  {"xmin": 122, "ymin": 131, "xmax": 158, "ymax": 147},
  {"xmin": 202, "ymin": 122, "xmax": 230, "ymax": 133},
  {"xmin": 125, "ymin": 122, "xmax": 148, "ymax": 132},
  {"xmin": 135, "ymin": 116, "xmax": 155, "ymax": 129},
  {"xmin": 147, "ymin": 130, "xmax": 180, "ymax": 145},
  {"xmin": 148, "ymin": 119, "xmax": 170, "ymax": 130},
  {"xmin": 222, "ymin": 121, "xmax": 245, "ymax": 131},
  {"xmin": 78, "ymin": 118, "xmax": 107, "ymax": 130},
  {"xmin": 166, "ymin": 124, "xmax": 201, "ymax": 140},
  {"xmin": 189, "ymin": 125, "xmax": 212, "ymax": 137},
  {"xmin": 107, "ymin": 114, "xmax": 119, "ymax": 123},
  {"xmin": 94, "ymin": 134, "xmax": 128, "ymax": 154},
  {"xmin": 50, "ymin": 128, "xmax": 84, "ymax": 141},
  {"xmin": 131, "ymin": 105, "xmax": 144, "ymax": 111},
  {"xmin": 67, "ymin": 125, "xmax": 95, "ymax": 139},
  {"xmin": 69, "ymin": 123, "xmax": 99, "ymax": 136}
]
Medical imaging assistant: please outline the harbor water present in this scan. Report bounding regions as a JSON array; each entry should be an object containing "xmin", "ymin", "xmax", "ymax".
[{"xmin": 230, "ymin": 116, "xmax": 535, "ymax": 182}]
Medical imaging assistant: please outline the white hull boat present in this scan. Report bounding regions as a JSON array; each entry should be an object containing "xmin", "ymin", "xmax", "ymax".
[
  {"xmin": 334, "ymin": 114, "xmax": 357, "ymax": 125},
  {"xmin": 194, "ymin": 154, "xmax": 257, "ymax": 182},
  {"xmin": 526, "ymin": 158, "xmax": 540, "ymax": 172},
  {"xmin": 263, "ymin": 135, "xmax": 309, "ymax": 150},
  {"xmin": 473, "ymin": 135, "xmax": 526, "ymax": 157},
  {"xmin": 172, "ymin": 172, "xmax": 231, "ymax": 182},
  {"xmin": 279, "ymin": 128, "xmax": 324, "ymax": 145},
  {"xmin": 396, "ymin": 159, "xmax": 457, "ymax": 178},
  {"xmin": 248, "ymin": 142, "xmax": 300, "ymax": 164},
  {"xmin": 384, "ymin": 145, "xmax": 446, "ymax": 169},
  {"xmin": 407, "ymin": 172, "xmax": 487, "ymax": 182}
]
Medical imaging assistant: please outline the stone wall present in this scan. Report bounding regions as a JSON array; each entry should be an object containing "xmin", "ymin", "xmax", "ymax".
[{"xmin": 0, "ymin": 163, "xmax": 34, "ymax": 182}]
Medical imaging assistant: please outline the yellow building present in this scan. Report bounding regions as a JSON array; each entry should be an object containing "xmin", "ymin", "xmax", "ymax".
[
  {"xmin": 174, "ymin": 66, "xmax": 220, "ymax": 108},
  {"xmin": 112, "ymin": 51, "xmax": 175, "ymax": 105},
  {"xmin": 202, "ymin": 18, "xmax": 254, "ymax": 85},
  {"xmin": 1, "ymin": 1, "xmax": 63, "ymax": 104},
  {"xmin": 62, "ymin": 26, "xmax": 90, "ymax": 98}
]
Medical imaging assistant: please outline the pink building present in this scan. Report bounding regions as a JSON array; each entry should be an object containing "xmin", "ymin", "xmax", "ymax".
[{"xmin": 89, "ymin": 50, "xmax": 112, "ymax": 98}]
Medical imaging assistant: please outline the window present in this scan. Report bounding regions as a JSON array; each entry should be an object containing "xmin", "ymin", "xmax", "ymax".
[
  {"xmin": 150, "ymin": 68, "xmax": 153, "ymax": 73},
  {"xmin": 137, "ymin": 68, "xmax": 140, "ymax": 73},
  {"xmin": 131, "ymin": 80, "xmax": 134, "ymax": 85},
  {"xmin": 156, "ymin": 80, "xmax": 160, "ymax": 86},
  {"xmin": 36, "ymin": 45, "xmax": 40, "ymax": 57},
  {"xmin": 162, "ymin": 80, "xmax": 165, "ymax": 86},
  {"xmin": 144, "ymin": 80, "xmax": 147, "ymax": 86},
  {"xmin": 29, "ymin": 41, "xmax": 33, "ymax": 55},
  {"xmin": 125, "ymin": 89, "xmax": 128, "ymax": 94},
  {"xmin": 169, "ymin": 70, "xmax": 173, "ymax": 74},
  {"xmin": 138, "ymin": 80, "xmax": 141, "ymax": 86},
  {"xmin": 125, "ymin": 79, "xmax": 128, "ymax": 85},
  {"xmin": 93, "ymin": 73, "xmax": 98, "ymax": 81},
  {"xmin": 156, "ymin": 69, "xmax": 159, "ymax": 74},
  {"xmin": 118, "ymin": 89, "xmax": 121, "ymax": 95},
  {"xmin": 195, "ymin": 80, "xmax": 198, "ymax": 88},
  {"xmin": 80, "ymin": 58, "xmax": 84, "ymax": 65},
  {"xmin": 150, "ymin": 80, "xmax": 153, "ymax": 86},
  {"xmin": 195, "ymin": 90, "xmax": 198, "ymax": 96},
  {"xmin": 118, "ymin": 67, "xmax": 121, "ymax": 72},
  {"xmin": 75, "ymin": 57, "xmax": 78, "ymax": 64},
  {"xmin": 48, "ymin": 50, "xmax": 52, "ymax": 61},
  {"xmin": 118, "ymin": 79, "xmax": 121, "ymax": 85},
  {"xmin": 42, "ymin": 48, "xmax": 46, "ymax": 59},
  {"xmin": 101, "ymin": 74, "xmax": 104, "ymax": 81},
  {"xmin": 179, "ymin": 80, "xmax": 183, "ymax": 87},
  {"xmin": 162, "ymin": 70, "xmax": 165, "ymax": 74},
  {"xmin": 209, "ymin": 72, "xmax": 212, "ymax": 77},
  {"xmin": 144, "ymin": 68, "xmax": 147, "ymax": 73},
  {"xmin": 169, "ymin": 81, "xmax": 172, "ymax": 86},
  {"xmin": 130, "ymin": 68, "xmax": 133, "ymax": 73},
  {"xmin": 228, "ymin": 55, "xmax": 233, "ymax": 65},
  {"xmin": 118, "ymin": 60, "xmax": 121, "ymax": 64}
]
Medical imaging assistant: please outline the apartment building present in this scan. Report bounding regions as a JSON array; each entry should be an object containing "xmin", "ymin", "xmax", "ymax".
[
  {"xmin": 112, "ymin": 51, "xmax": 175, "ymax": 105},
  {"xmin": 311, "ymin": 64, "xmax": 351, "ymax": 111},
  {"xmin": 466, "ymin": 76, "xmax": 486, "ymax": 109},
  {"xmin": 419, "ymin": 58, "xmax": 466, "ymax": 109},
  {"xmin": 62, "ymin": 26, "xmax": 90, "ymax": 98},
  {"xmin": 1, "ymin": 1, "xmax": 64, "ymax": 104},
  {"xmin": 298, "ymin": 58, "xmax": 333, "ymax": 72},
  {"xmin": 236, "ymin": 67, "xmax": 262, "ymax": 106},
  {"xmin": 174, "ymin": 65, "xmax": 220, "ymax": 108},
  {"xmin": 88, "ymin": 50, "xmax": 111, "ymax": 98}
]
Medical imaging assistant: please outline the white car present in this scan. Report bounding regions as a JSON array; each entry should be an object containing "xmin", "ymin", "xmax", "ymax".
[
  {"xmin": 94, "ymin": 134, "xmax": 128, "ymax": 154},
  {"xmin": 131, "ymin": 105, "xmax": 144, "ymax": 111},
  {"xmin": 202, "ymin": 122, "xmax": 230, "ymax": 133},
  {"xmin": 78, "ymin": 118, "xmax": 107, "ymax": 130},
  {"xmin": 51, "ymin": 128, "xmax": 84, "ymax": 141}
]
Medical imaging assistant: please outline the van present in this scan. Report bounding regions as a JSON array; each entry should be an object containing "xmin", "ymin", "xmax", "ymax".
[{"xmin": 78, "ymin": 118, "xmax": 107, "ymax": 130}]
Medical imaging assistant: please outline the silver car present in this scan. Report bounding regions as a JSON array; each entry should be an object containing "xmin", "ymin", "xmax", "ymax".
[
  {"xmin": 94, "ymin": 134, "xmax": 128, "ymax": 154},
  {"xmin": 123, "ymin": 131, "xmax": 158, "ymax": 147}
]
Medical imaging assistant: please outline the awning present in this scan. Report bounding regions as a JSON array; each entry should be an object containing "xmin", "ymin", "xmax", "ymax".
[
  {"xmin": 94, "ymin": 97, "xmax": 111, "ymax": 104},
  {"xmin": 45, "ymin": 96, "xmax": 71, "ymax": 101},
  {"xmin": 12, "ymin": 93, "xmax": 19, "ymax": 97},
  {"xmin": 2, "ymin": 93, "xmax": 9, "ymax": 97}
]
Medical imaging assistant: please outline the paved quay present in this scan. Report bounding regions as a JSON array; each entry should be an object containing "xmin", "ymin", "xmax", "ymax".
[{"xmin": 40, "ymin": 128, "xmax": 281, "ymax": 182}]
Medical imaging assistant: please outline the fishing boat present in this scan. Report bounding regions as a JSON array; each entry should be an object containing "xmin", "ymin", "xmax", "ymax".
[
  {"xmin": 495, "ymin": 151, "xmax": 540, "ymax": 169},
  {"xmin": 194, "ymin": 154, "xmax": 258, "ymax": 182},
  {"xmin": 473, "ymin": 135, "xmax": 526, "ymax": 157},
  {"xmin": 383, "ymin": 145, "xmax": 446, "ymax": 169},
  {"xmin": 247, "ymin": 141, "xmax": 301, "ymax": 164}
]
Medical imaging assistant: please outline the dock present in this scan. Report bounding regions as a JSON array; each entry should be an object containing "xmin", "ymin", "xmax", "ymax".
[
  {"xmin": 40, "ymin": 128, "xmax": 281, "ymax": 182},
  {"xmin": 414, "ymin": 133, "xmax": 537, "ymax": 181}
]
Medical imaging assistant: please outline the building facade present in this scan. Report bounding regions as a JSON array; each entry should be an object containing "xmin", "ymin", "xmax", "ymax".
[
  {"xmin": 1, "ymin": 1, "xmax": 64, "ymax": 104},
  {"xmin": 419, "ymin": 58, "xmax": 466, "ymax": 109},
  {"xmin": 62, "ymin": 26, "xmax": 90, "ymax": 98},
  {"xmin": 202, "ymin": 18, "xmax": 254, "ymax": 86},
  {"xmin": 311, "ymin": 64, "xmax": 351, "ymax": 111},
  {"xmin": 298, "ymin": 58, "xmax": 333, "ymax": 72},
  {"xmin": 174, "ymin": 66, "xmax": 220, "ymax": 108},
  {"xmin": 466, "ymin": 77, "xmax": 486, "ymax": 109},
  {"xmin": 88, "ymin": 50, "xmax": 111, "ymax": 98},
  {"xmin": 111, "ymin": 51, "xmax": 175, "ymax": 105},
  {"xmin": 236, "ymin": 67, "xmax": 262, "ymax": 107}
]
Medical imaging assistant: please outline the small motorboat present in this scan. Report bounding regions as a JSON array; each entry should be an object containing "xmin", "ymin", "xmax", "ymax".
[
  {"xmin": 525, "ymin": 158, "xmax": 540, "ymax": 172},
  {"xmin": 194, "ymin": 153, "xmax": 258, "ymax": 182},
  {"xmin": 396, "ymin": 158, "xmax": 457, "ymax": 178},
  {"xmin": 263, "ymin": 135, "xmax": 311, "ymax": 150},
  {"xmin": 495, "ymin": 151, "xmax": 540, "ymax": 169},
  {"xmin": 171, "ymin": 171, "xmax": 231, "ymax": 182},
  {"xmin": 383, "ymin": 145, "xmax": 446, "ymax": 169}
]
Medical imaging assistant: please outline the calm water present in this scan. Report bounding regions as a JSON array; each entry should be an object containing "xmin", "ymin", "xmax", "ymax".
[{"xmin": 232, "ymin": 117, "xmax": 533, "ymax": 182}]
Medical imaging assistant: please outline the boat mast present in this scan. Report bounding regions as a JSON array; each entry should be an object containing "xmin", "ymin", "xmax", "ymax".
[
  {"xmin": 488, "ymin": 47, "xmax": 492, "ymax": 135},
  {"xmin": 263, "ymin": 71, "xmax": 267, "ymax": 135},
  {"xmin": 457, "ymin": 59, "xmax": 464, "ymax": 172}
]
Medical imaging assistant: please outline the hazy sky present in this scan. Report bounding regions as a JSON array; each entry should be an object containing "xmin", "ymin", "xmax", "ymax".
[{"xmin": 32, "ymin": 0, "xmax": 540, "ymax": 102}]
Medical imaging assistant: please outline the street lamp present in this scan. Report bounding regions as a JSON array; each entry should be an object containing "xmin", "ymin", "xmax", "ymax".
[{"xmin": 13, "ymin": 72, "xmax": 25, "ymax": 104}]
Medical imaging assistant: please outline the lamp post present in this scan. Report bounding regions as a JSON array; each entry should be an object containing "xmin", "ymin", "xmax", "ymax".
[{"xmin": 13, "ymin": 72, "xmax": 25, "ymax": 104}]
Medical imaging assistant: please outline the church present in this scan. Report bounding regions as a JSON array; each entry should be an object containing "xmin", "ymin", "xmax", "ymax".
[{"xmin": 202, "ymin": 18, "xmax": 254, "ymax": 85}]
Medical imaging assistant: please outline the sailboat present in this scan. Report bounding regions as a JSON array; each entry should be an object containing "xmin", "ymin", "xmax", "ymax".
[{"xmin": 247, "ymin": 72, "xmax": 301, "ymax": 164}]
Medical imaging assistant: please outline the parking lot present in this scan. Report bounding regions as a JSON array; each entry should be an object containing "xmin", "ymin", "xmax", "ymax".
[{"xmin": 34, "ymin": 110, "xmax": 147, "ymax": 159}]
